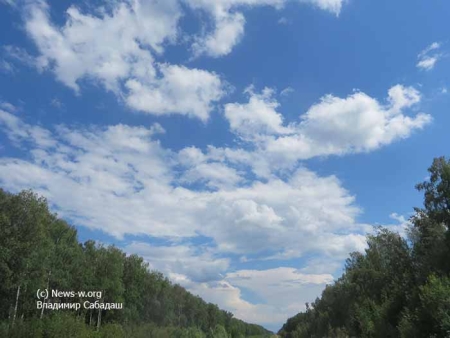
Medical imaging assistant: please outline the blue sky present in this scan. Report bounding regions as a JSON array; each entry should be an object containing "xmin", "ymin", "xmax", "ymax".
[{"xmin": 0, "ymin": 0, "xmax": 449, "ymax": 331}]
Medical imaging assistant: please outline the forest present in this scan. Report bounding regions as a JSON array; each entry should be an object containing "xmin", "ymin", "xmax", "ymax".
[
  {"xmin": 0, "ymin": 189, "xmax": 274, "ymax": 337},
  {"xmin": 278, "ymin": 157, "xmax": 450, "ymax": 338}
]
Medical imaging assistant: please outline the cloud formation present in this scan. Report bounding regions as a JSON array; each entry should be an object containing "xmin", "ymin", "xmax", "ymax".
[
  {"xmin": 185, "ymin": 267, "xmax": 334, "ymax": 327},
  {"xmin": 0, "ymin": 79, "xmax": 431, "ymax": 328},
  {"xmin": 21, "ymin": 0, "xmax": 224, "ymax": 120},
  {"xmin": 221, "ymin": 85, "xmax": 430, "ymax": 174},
  {"xmin": 8, "ymin": 0, "xmax": 349, "ymax": 120},
  {"xmin": 0, "ymin": 106, "xmax": 366, "ymax": 256}
]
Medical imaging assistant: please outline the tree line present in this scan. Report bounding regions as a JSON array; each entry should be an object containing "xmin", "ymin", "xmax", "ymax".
[
  {"xmin": 278, "ymin": 156, "xmax": 450, "ymax": 338},
  {"xmin": 0, "ymin": 188, "xmax": 273, "ymax": 338}
]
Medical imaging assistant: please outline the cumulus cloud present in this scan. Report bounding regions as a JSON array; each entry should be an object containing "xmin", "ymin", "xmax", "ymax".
[
  {"xmin": 183, "ymin": 278, "xmax": 288, "ymax": 327},
  {"xmin": 223, "ymin": 85, "xmax": 431, "ymax": 171},
  {"xmin": 168, "ymin": 266, "xmax": 334, "ymax": 329},
  {"xmin": 226, "ymin": 267, "xmax": 334, "ymax": 305},
  {"xmin": 125, "ymin": 64, "xmax": 224, "ymax": 121},
  {"xmin": 11, "ymin": 0, "xmax": 349, "ymax": 111},
  {"xmin": 125, "ymin": 241, "xmax": 230, "ymax": 283},
  {"xmin": 191, "ymin": 9, "xmax": 246, "ymax": 58},
  {"xmin": 179, "ymin": 162, "xmax": 244, "ymax": 190},
  {"xmin": 0, "ymin": 109, "xmax": 366, "ymax": 259},
  {"xmin": 187, "ymin": 0, "xmax": 344, "ymax": 57},
  {"xmin": 20, "ymin": 0, "xmax": 225, "ymax": 120},
  {"xmin": 122, "ymin": 239, "xmax": 332, "ymax": 328},
  {"xmin": 224, "ymin": 86, "xmax": 294, "ymax": 141},
  {"xmin": 417, "ymin": 42, "xmax": 443, "ymax": 71}
]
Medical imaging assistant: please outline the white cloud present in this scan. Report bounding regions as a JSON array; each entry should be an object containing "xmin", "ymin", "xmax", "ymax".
[
  {"xmin": 187, "ymin": 0, "xmax": 344, "ymax": 57},
  {"xmin": 1, "ymin": 0, "xmax": 350, "ymax": 123},
  {"xmin": 50, "ymin": 98, "xmax": 64, "ymax": 110},
  {"xmin": 191, "ymin": 10, "xmax": 246, "ymax": 58},
  {"xmin": 21, "ymin": 0, "xmax": 225, "ymax": 120},
  {"xmin": 224, "ymin": 86, "xmax": 293, "ymax": 141},
  {"xmin": 185, "ymin": 0, "xmax": 282, "ymax": 58},
  {"xmin": 174, "ymin": 266, "xmax": 334, "ymax": 329},
  {"xmin": 280, "ymin": 86, "xmax": 294, "ymax": 96},
  {"xmin": 417, "ymin": 42, "xmax": 443, "ymax": 71},
  {"xmin": 16, "ymin": 0, "xmax": 348, "ymax": 91},
  {"xmin": 185, "ymin": 278, "xmax": 286, "ymax": 327},
  {"xmin": 197, "ymin": 169, "xmax": 365, "ymax": 255},
  {"xmin": 226, "ymin": 267, "xmax": 333, "ymax": 303},
  {"xmin": 0, "ymin": 85, "xmax": 420, "ymax": 259},
  {"xmin": 299, "ymin": 0, "xmax": 343, "ymax": 15},
  {"xmin": 179, "ymin": 162, "xmax": 244, "ymax": 190},
  {"xmin": 417, "ymin": 57, "xmax": 439, "ymax": 71},
  {"xmin": 385, "ymin": 212, "xmax": 412, "ymax": 238},
  {"xmin": 418, "ymin": 42, "xmax": 440, "ymax": 58},
  {"xmin": 3, "ymin": 0, "xmax": 350, "ymax": 119},
  {"xmin": 271, "ymin": 85, "xmax": 428, "ymax": 158},
  {"xmin": 3, "ymin": 45, "xmax": 36, "ymax": 68},
  {"xmin": 125, "ymin": 64, "xmax": 225, "ymax": 121},
  {"xmin": 0, "ymin": 108, "xmax": 56, "ymax": 148},
  {"xmin": 0, "ymin": 102, "xmax": 18, "ymax": 112},
  {"xmin": 122, "ymin": 241, "xmax": 313, "ymax": 328},
  {"xmin": 0, "ymin": 110, "xmax": 365, "ymax": 260},
  {"xmin": 223, "ymin": 85, "xmax": 431, "ymax": 171},
  {"xmin": 0, "ymin": 111, "xmax": 368, "ymax": 329},
  {"xmin": 125, "ymin": 241, "xmax": 230, "ymax": 283},
  {"xmin": 278, "ymin": 17, "xmax": 290, "ymax": 25}
]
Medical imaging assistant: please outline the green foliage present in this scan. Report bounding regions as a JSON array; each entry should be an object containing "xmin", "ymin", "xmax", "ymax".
[
  {"xmin": 99, "ymin": 323, "xmax": 125, "ymax": 338},
  {"xmin": 0, "ymin": 188, "xmax": 271, "ymax": 338},
  {"xmin": 279, "ymin": 156, "xmax": 450, "ymax": 338},
  {"xmin": 43, "ymin": 313, "xmax": 93, "ymax": 338},
  {"xmin": 416, "ymin": 156, "xmax": 450, "ymax": 225},
  {"xmin": 418, "ymin": 275, "xmax": 450, "ymax": 336},
  {"xmin": 212, "ymin": 324, "xmax": 228, "ymax": 338}
]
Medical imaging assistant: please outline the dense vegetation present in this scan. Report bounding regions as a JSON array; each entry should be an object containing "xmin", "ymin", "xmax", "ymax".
[
  {"xmin": 279, "ymin": 157, "xmax": 450, "ymax": 338},
  {"xmin": 0, "ymin": 189, "xmax": 273, "ymax": 338}
]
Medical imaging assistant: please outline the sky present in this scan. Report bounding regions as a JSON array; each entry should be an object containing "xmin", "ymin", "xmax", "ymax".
[{"xmin": 0, "ymin": 0, "xmax": 449, "ymax": 332}]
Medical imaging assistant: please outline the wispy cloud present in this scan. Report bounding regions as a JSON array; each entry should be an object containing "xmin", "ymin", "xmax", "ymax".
[
  {"xmin": 280, "ymin": 86, "xmax": 294, "ymax": 97},
  {"xmin": 417, "ymin": 42, "xmax": 443, "ymax": 71}
]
